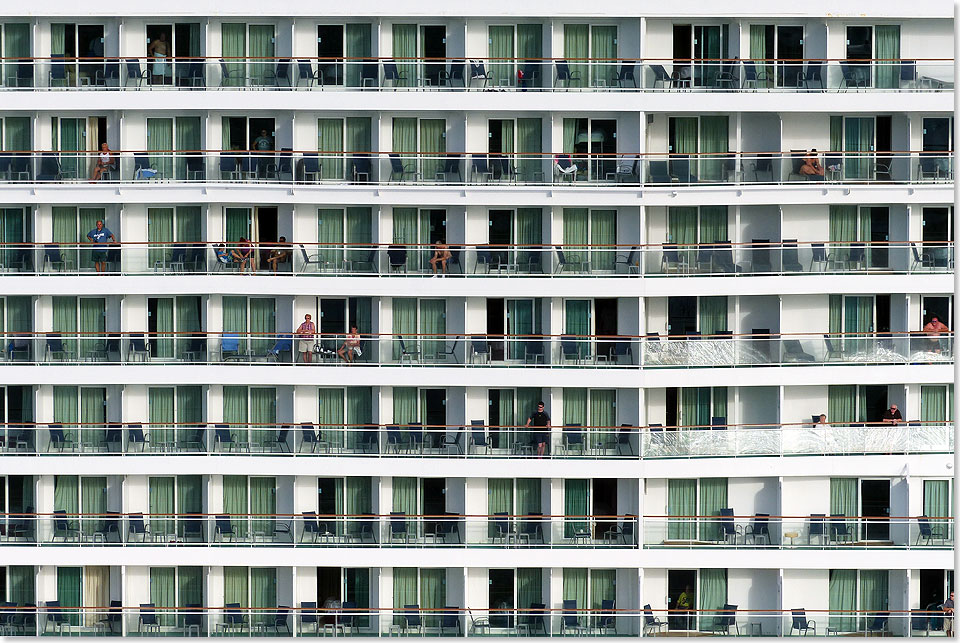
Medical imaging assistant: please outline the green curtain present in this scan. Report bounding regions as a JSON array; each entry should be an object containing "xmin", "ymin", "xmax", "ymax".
[
  {"xmin": 563, "ymin": 208, "xmax": 588, "ymax": 263},
  {"xmin": 176, "ymin": 297, "xmax": 201, "ymax": 359},
  {"xmin": 149, "ymin": 474, "xmax": 175, "ymax": 538},
  {"xmin": 874, "ymin": 26, "xmax": 900, "ymax": 89},
  {"xmin": 419, "ymin": 119, "xmax": 446, "ymax": 182},
  {"xmin": 698, "ymin": 569, "xmax": 727, "ymax": 631},
  {"xmin": 3, "ymin": 25, "xmax": 30, "ymax": 86},
  {"xmin": 671, "ymin": 117, "xmax": 698, "ymax": 154},
  {"xmin": 223, "ymin": 475, "xmax": 249, "ymax": 539},
  {"xmin": 563, "ymin": 24, "xmax": 589, "ymax": 85},
  {"xmin": 177, "ymin": 476, "xmax": 203, "ymax": 539},
  {"xmin": 9, "ymin": 566, "xmax": 35, "ymax": 606},
  {"xmin": 345, "ymin": 207, "xmax": 372, "ymax": 265},
  {"xmin": 562, "ymin": 118, "xmax": 578, "ymax": 155},
  {"xmin": 829, "ymin": 205, "xmax": 858, "ymax": 262},
  {"xmin": 79, "ymin": 387, "xmax": 105, "ymax": 451},
  {"xmin": 859, "ymin": 570, "xmax": 888, "ymax": 629},
  {"xmin": 518, "ymin": 24, "xmax": 542, "ymax": 87},
  {"xmin": 488, "ymin": 478, "xmax": 514, "ymax": 538},
  {"xmin": 249, "ymin": 387, "xmax": 275, "ymax": 448},
  {"xmin": 507, "ymin": 301, "xmax": 533, "ymax": 360},
  {"xmin": 562, "ymin": 568, "xmax": 588, "ymax": 611},
  {"xmin": 248, "ymin": 299, "xmax": 275, "ymax": 355},
  {"xmin": 563, "ymin": 479, "xmax": 588, "ymax": 538},
  {"xmin": 150, "ymin": 568, "xmax": 176, "ymax": 626},
  {"xmin": 393, "ymin": 387, "xmax": 418, "ymax": 426},
  {"xmin": 178, "ymin": 567, "xmax": 203, "ymax": 629},
  {"xmin": 318, "ymin": 388, "xmax": 345, "ymax": 450},
  {"xmin": 318, "ymin": 208, "xmax": 345, "ymax": 269},
  {"xmin": 0, "ymin": 208, "xmax": 24, "ymax": 267},
  {"xmin": 517, "ymin": 569, "xmax": 542, "ymax": 614},
  {"xmin": 392, "ymin": 299, "xmax": 417, "ymax": 360},
  {"xmin": 488, "ymin": 26, "xmax": 515, "ymax": 86},
  {"xmin": 563, "ymin": 388, "xmax": 587, "ymax": 434},
  {"xmin": 565, "ymin": 299, "xmax": 590, "ymax": 357},
  {"xmin": 699, "ymin": 205, "xmax": 728, "ymax": 243},
  {"xmin": 52, "ymin": 207, "xmax": 78, "ymax": 268},
  {"xmin": 175, "ymin": 207, "xmax": 201, "ymax": 243},
  {"xmin": 749, "ymin": 25, "xmax": 772, "ymax": 86},
  {"xmin": 221, "ymin": 24, "xmax": 246, "ymax": 87},
  {"xmin": 844, "ymin": 296, "xmax": 873, "ymax": 334},
  {"xmin": 345, "ymin": 24, "xmax": 372, "ymax": 87},
  {"xmin": 589, "ymin": 390, "xmax": 615, "ymax": 449},
  {"xmin": 830, "ymin": 477, "xmax": 858, "ymax": 534},
  {"xmin": 392, "ymin": 207, "xmax": 419, "ymax": 272},
  {"xmin": 392, "ymin": 118, "xmax": 417, "ymax": 181},
  {"xmin": 420, "ymin": 569, "xmax": 445, "ymax": 627},
  {"xmin": 250, "ymin": 478, "xmax": 276, "ymax": 541},
  {"xmin": 844, "ymin": 117, "xmax": 875, "ymax": 180},
  {"xmin": 3, "ymin": 116, "xmax": 30, "ymax": 151},
  {"xmin": 392, "ymin": 476, "xmax": 417, "ymax": 536},
  {"xmin": 78, "ymin": 298, "xmax": 104, "ymax": 359},
  {"xmin": 830, "ymin": 116, "xmax": 843, "ymax": 157},
  {"xmin": 392, "ymin": 25, "xmax": 417, "ymax": 87},
  {"xmin": 346, "ymin": 388, "xmax": 373, "ymax": 451},
  {"xmin": 51, "ymin": 24, "xmax": 66, "ymax": 56},
  {"xmin": 516, "ymin": 479, "xmax": 540, "ymax": 519},
  {"xmin": 680, "ymin": 388, "xmax": 711, "ymax": 428},
  {"xmin": 828, "ymin": 385, "xmax": 857, "ymax": 425},
  {"xmin": 54, "ymin": 475, "xmax": 79, "ymax": 535},
  {"xmin": 698, "ymin": 478, "xmax": 728, "ymax": 541},
  {"xmin": 668, "ymin": 479, "xmax": 696, "ymax": 539},
  {"xmin": 699, "ymin": 116, "xmax": 729, "ymax": 181},
  {"xmin": 80, "ymin": 476, "xmax": 106, "ymax": 539},
  {"xmin": 712, "ymin": 388, "xmax": 727, "ymax": 422},
  {"xmin": 669, "ymin": 206, "xmax": 698, "ymax": 266},
  {"xmin": 53, "ymin": 386, "xmax": 79, "ymax": 443},
  {"xmin": 591, "ymin": 26, "xmax": 617, "ymax": 86},
  {"xmin": 345, "ymin": 118, "xmax": 372, "ymax": 172},
  {"xmin": 247, "ymin": 25, "xmax": 275, "ymax": 86},
  {"xmin": 222, "ymin": 296, "xmax": 248, "ymax": 354},
  {"xmin": 517, "ymin": 120, "xmax": 542, "ymax": 182},
  {"xmin": 345, "ymin": 477, "xmax": 372, "ymax": 535},
  {"xmin": 494, "ymin": 388, "xmax": 515, "ymax": 448},
  {"xmin": 224, "ymin": 208, "xmax": 250, "ymax": 244},
  {"xmin": 223, "ymin": 567, "xmax": 248, "ymax": 610},
  {"xmin": 590, "ymin": 210, "xmax": 616, "ymax": 271},
  {"xmin": 152, "ymin": 298, "xmax": 174, "ymax": 359},
  {"xmin": 924, "ymin": 480, "xmax": 950, "ymax": 521},
  {"xmin": 829, "ymin": 295, "xmax": 843, "ymax": 335},
  {"xmin": 147, "ymin": 118, "xmax": 174, "ymax": 180},
  {"xmin": 590, "ymin": 569, "xmax": 616, "ymax": 610},
  {"xmin": 419, "ymin": 299, "xmax": 445, "ymax": 361},
  {"xmin": 699, "ymin": 297, "xmax": 728, "ymax": 336},
  {"xmin": 921, "ymin": 386, "xmax": 947, "ymax": 423},
  {"xmin": 392, "ymin": 568, "xmax": 417, "ymax": 625},
  {"xmin": 57, "ymin": 567, "xmax": 82, "ymax": 626},
  {"xmin": 318, "ymin": 119, "xmax": 344, "ymax": 180},
  {"xmin": 148, "ymin": 208, "xmax": 174, "ymax": 269},
  {"xmin": 175, "ymin": 117, "xmax": 201, "ymax": 180}
]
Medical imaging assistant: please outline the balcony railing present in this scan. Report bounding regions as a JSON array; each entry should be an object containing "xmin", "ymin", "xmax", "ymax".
[
  {"xmin": 0, "ymin": 512, "xmax": 638, "ymax": 549},
  {"xmin": 0, "ymin": 150, "xmax": 953, "ymax": 186},
  {"xmin": 0, "ymin": 421, "xmax": 951, "ymax": 459},
  {"xmin": 1, "ymin": 331, "xmax": 952, "ymax": 369},
  {"xmin": 1, "ymin": 56, "xmax": 953, "ymax": 92},
  {"xmin": 0, "ymin": 604, "xmax": 947, "ymax": 637},
  {"xmin": 1, "ymin": 241, "xmax": 952, "ymax": 276},
  {"xmin": 642, "ymin": 515, "xmax": 952, "ymax": 549}
]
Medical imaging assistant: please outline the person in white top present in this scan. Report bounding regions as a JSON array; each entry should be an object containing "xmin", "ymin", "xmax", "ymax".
[{"xmin": 91, "ymin": 143, "xmax": 116, "ymax": 182}]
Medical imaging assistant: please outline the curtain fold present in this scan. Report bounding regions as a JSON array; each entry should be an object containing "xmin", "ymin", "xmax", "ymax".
[
  {"xmin": 488, "ymin": 26, "xmax": 515, "ymax": 86},
  {"xmin": 565, "ymin": 299, "xmax": 590, "ymax": 357},
  {"xmin": 152, "ymin": 298, "xmax": 174, "ymax": 359},
  {"xmin": 590, "ymin": 26, "xmax": 617, "ymax": 86},
  {"xmin": 392, "ymin": 567, "xmax": 417, "ymax": 625},
  {"xmin": 680, "ymin": 388, "xmax": 711, "ymax": 428},
  {"xmin": 668, "ymin": 206, "xmax": 698, "ymax": 265},
  {"xmin": 859, "ymin": 571, "xmax": 889, "ymax": 628},
  {"xmin": 78, "ymin": 386, "xmax": 105, "ymax": 449},
  {"xmin": 345, "ymin": 24, "xmax": 372, "ymax": 87},
  {"xmin": 178, "ymin": 567, "xmax": 204, "ymax": 629},
  {"xmin": 590, "ymin": 569, "xmax": 616, "ymax": 610},
  {"xmin": 346, "ymin": 387, "xmax": 372, "ymax": 451},
  {"xmin": 419, "ymin": 569, "xmax": 445, "ymax": 628},
  {"xmin": 517, "ymin": 568, "xmax": 542, "ymax": 614},
  {"xmin": 223, "ymin": 475, "xmax": 249, "ymax": 539},
  {"xmin": 419, "ymin": 119, "xmax": 446, "ymax": 183},
  {"xmin": 921, "ymin": 385, "xmax": 947, "ymax": 423},
  {"xmin": 667, "ymin": 479, "xmax": 696, "ymax": 539},
  {"xmin": 77, "ymin": 297, "xmax": 104, "ymax": 359},
  {"xmin": 563, "ymin": 479, "xmax": 588, "ymax": 538},
  {"xmin": 149, "ymin": 475, "xmax": 175, "ymax": 537},
  {"xmin": 345, "ymin": 207, "xmax": 372, "ymax": 265},
  {"xmin": 749, "ymin": 25, "xmax": 772, "ymax": 85},
  {"xmin": 561, "ymin": 568, "xmax": 588, "ymax": 610},
  {"xmin": 148, "ymin": 208, "xmax": 174, "ymax": 269},
  {"xmin": 318, "ymin": 388, "xmax": 345, "ymax": 450},
  {"xmin": 418, "ymin": 299, "xmax": 445, "ymax": 361},
  {"xmin": 562, "ymin": 24, "xmax": 589, "ymax": 84},
  {"xmin": 517, "ymin": 24, "xmax": 543, "ymax": 88},
  {"xmin": 175, "ymin": 118, "xmax": 201, "ymax": 180},
  {"xmin": 671, "ymin": 117, "xmax": 698, "ymax": 154},
  {"xmin": 516, "ymin": 120, "xmax": 542, "ymax": 182},
  {"xmin": 391, "ymin": 25, "xmax": 417, "ymax": 87},
  {"xmin": 249, "ymin": 477, "xmax": 276, "ymax": 542},
  {"xmin": 81, "ymin": 565, "xmax": 107, "ymax": 628},
  {"xmin": 57, "ymin": 567, "xmax": 82, "ymax": 626},
  {"xmin": 827, "ymin": 385, "xmax": 857, "ymax": 425},
  {"xmin": 224, "ymin": 208, "xmax": 250, "ymax": 243},
  {"xmin": 698, "ymin": 478, "xmax": 728, "ymax": 541},
  {"xmin": 698, "ymin": 569, "xmax": 727, "ymax": 631},
  {"xmin": 223, "ymin": 567, "xmax": 248, "ymax": 608},
  {"xmin": 698, "ymin": 116, "xmax": 729, "ymax": 181},
  {"xmin": 563, "ymin": 208, "xmax": 588, "ymax": 263},
  {"xmin": 3, "ymin": 25, "xmax": 30, "ymax": 86},
  {"xmin": 488, "ymin": 478, "xmax": 514, "ymax": 538},
  {"xmin": 249, "ymin": 299, "xmax": 275, "ymax": 356},
  {"xmin": 507, "ymin": 301, "xmax": 533, "ymax": 361},
  {"xmin": 318, "ymin": 208, "xmax": 345, "ymax": 268},
  {"xmin": 222, "ymin": 297, "xmax": 247, "ymax": 355},
  {"xmin": 699, "ymin": 205, "xmax": 728, "ymax": 243},
  {"xmin": 874, "ymin": 26, "xmax": 900, "ymax": 89},
  {"xmin": 247, "ymin": 25, "xmax": 274, "ymax": 86},
  {"xmin": 221, "ymin": 24, "xmax": 246, "ymax": 87},
  {"xmin": 392, "ymin": 299, "xmax": 418, "ymax": 360},
  {"xmin": 589, "ymin": 389, "xmax": 615, "ymax": 449},
  {"xmin": 177, "ymin": 475, "xmax": 203, "ymax": 539},
  {"xmin": 150, "ymin": 567, "xmax": 176, "ymax": 626},
  {"xmin": 9, "ymin": 565, "xmax": 35, "ymax": 606},
  {"xmin": 147, "ymin": 118, "xmax": 174, "ymax": 180},
  {"xmin": 249, "ymin": 387, "xmax": 275, "ymax": 448},
  {"xmin": 318, "ymin": 119, "xmax": 345, "ymax": 180},
  {"xmin": 590, "ymin": 209, "xmax": 616, "ymax": 271},
  {"xmin": 53, "ymin": 386, "xmax": 79, "ymax": 443},
  {"xmin": 698, "ymin": 297, "xmax": 728, "ymax": 336},
  {"xmin": 392, "ymin": 477, "xmax": 418, "ymax": 536},
  {"xmin": 175, "ymin": 297, "xmax": 201, "ymax": 359},
  {"xmin": 392, "ymin": 207, "xmax": 419, "ymax": 272}
]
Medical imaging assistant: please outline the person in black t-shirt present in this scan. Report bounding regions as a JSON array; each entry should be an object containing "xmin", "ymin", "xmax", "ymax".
[
  {"xmin": 881, "ymin": 403, "xmax": 903, "ymax": 425},
  {"xmin": 525, "ymin": 401, "xmax": 551, "ymax": 457}
]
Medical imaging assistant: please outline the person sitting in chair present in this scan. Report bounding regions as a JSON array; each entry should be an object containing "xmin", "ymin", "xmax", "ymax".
[
  {"xmin": 232, "ymin": 237, "xmax": 254, "ymax": 273},
  {"xmin": 798, "ymin": 149, "xmax": 825, "ymax": 177},
  {"xmin": 337, "ymin": 326, "xmax": 362, "ymax": 363},
  {"xmin": 266, "ymin": 236, "xmax": 291, "ymax": 274},
  {"xmin": 555, "ymin": 154, "xmax": 578, "ymax": 181},
  {"xmin": 215, "ymin": 243, "xmax": 232, "ymax": 264},
  {"xmin": 428, "ymin": 240, "xmax": 452, "ymax": 276},
  {"xmin": 91, "ymin": 143, "xmax": 116, "ymax": 182}
]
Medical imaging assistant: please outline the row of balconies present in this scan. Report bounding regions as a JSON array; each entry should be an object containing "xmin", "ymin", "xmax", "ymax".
[
  {"xmin": 0, "ymin": 420, "xmax": 953, "ymax": 459},
  {"xmin": 0, "ymin": 565, "xmax": 951, "ymax": 637},
  {"xmin": 1, "ymin": 240, "xmax": 951, "ymax": 277}
]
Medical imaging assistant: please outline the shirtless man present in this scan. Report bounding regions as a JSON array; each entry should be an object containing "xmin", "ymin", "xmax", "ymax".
[
  {"xmin": 148, "ymin": 32, "xmax": 170, "ymax": 85},
  {"xmin": 429, "ymin": 239, "xmax": 452, "ymax": 276}
]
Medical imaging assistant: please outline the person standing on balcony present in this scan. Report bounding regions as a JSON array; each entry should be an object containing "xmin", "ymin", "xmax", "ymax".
[
  {"xmin": 881, "ymin": 403, "xmax": 903, "ymax": 425},
  {"xmin": 525, "ymin": 401, "xmax": 551, "ymax": 458},
  {"xmin": 148, "ymin": 32, "xmax": 170, "ymax": 85},
  {"xmin": 295, "ymin": 314, "xmax": 317, "ymax": 364},
  {"xmin": 86, "ymin": 220, "xmax": 116, "ymax": 273},
  {"xmin": 677, "ymin": 585, "xmax": 694, "ymax": 630},
  {"xmin": 942, "ymin": 591, "xmax": 954, "ymax": 636}
]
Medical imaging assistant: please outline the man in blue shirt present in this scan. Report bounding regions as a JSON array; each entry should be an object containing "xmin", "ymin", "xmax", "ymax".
[{"xmin": 86, "ymin": 220, "xmax": 116, "ymax": 273}]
